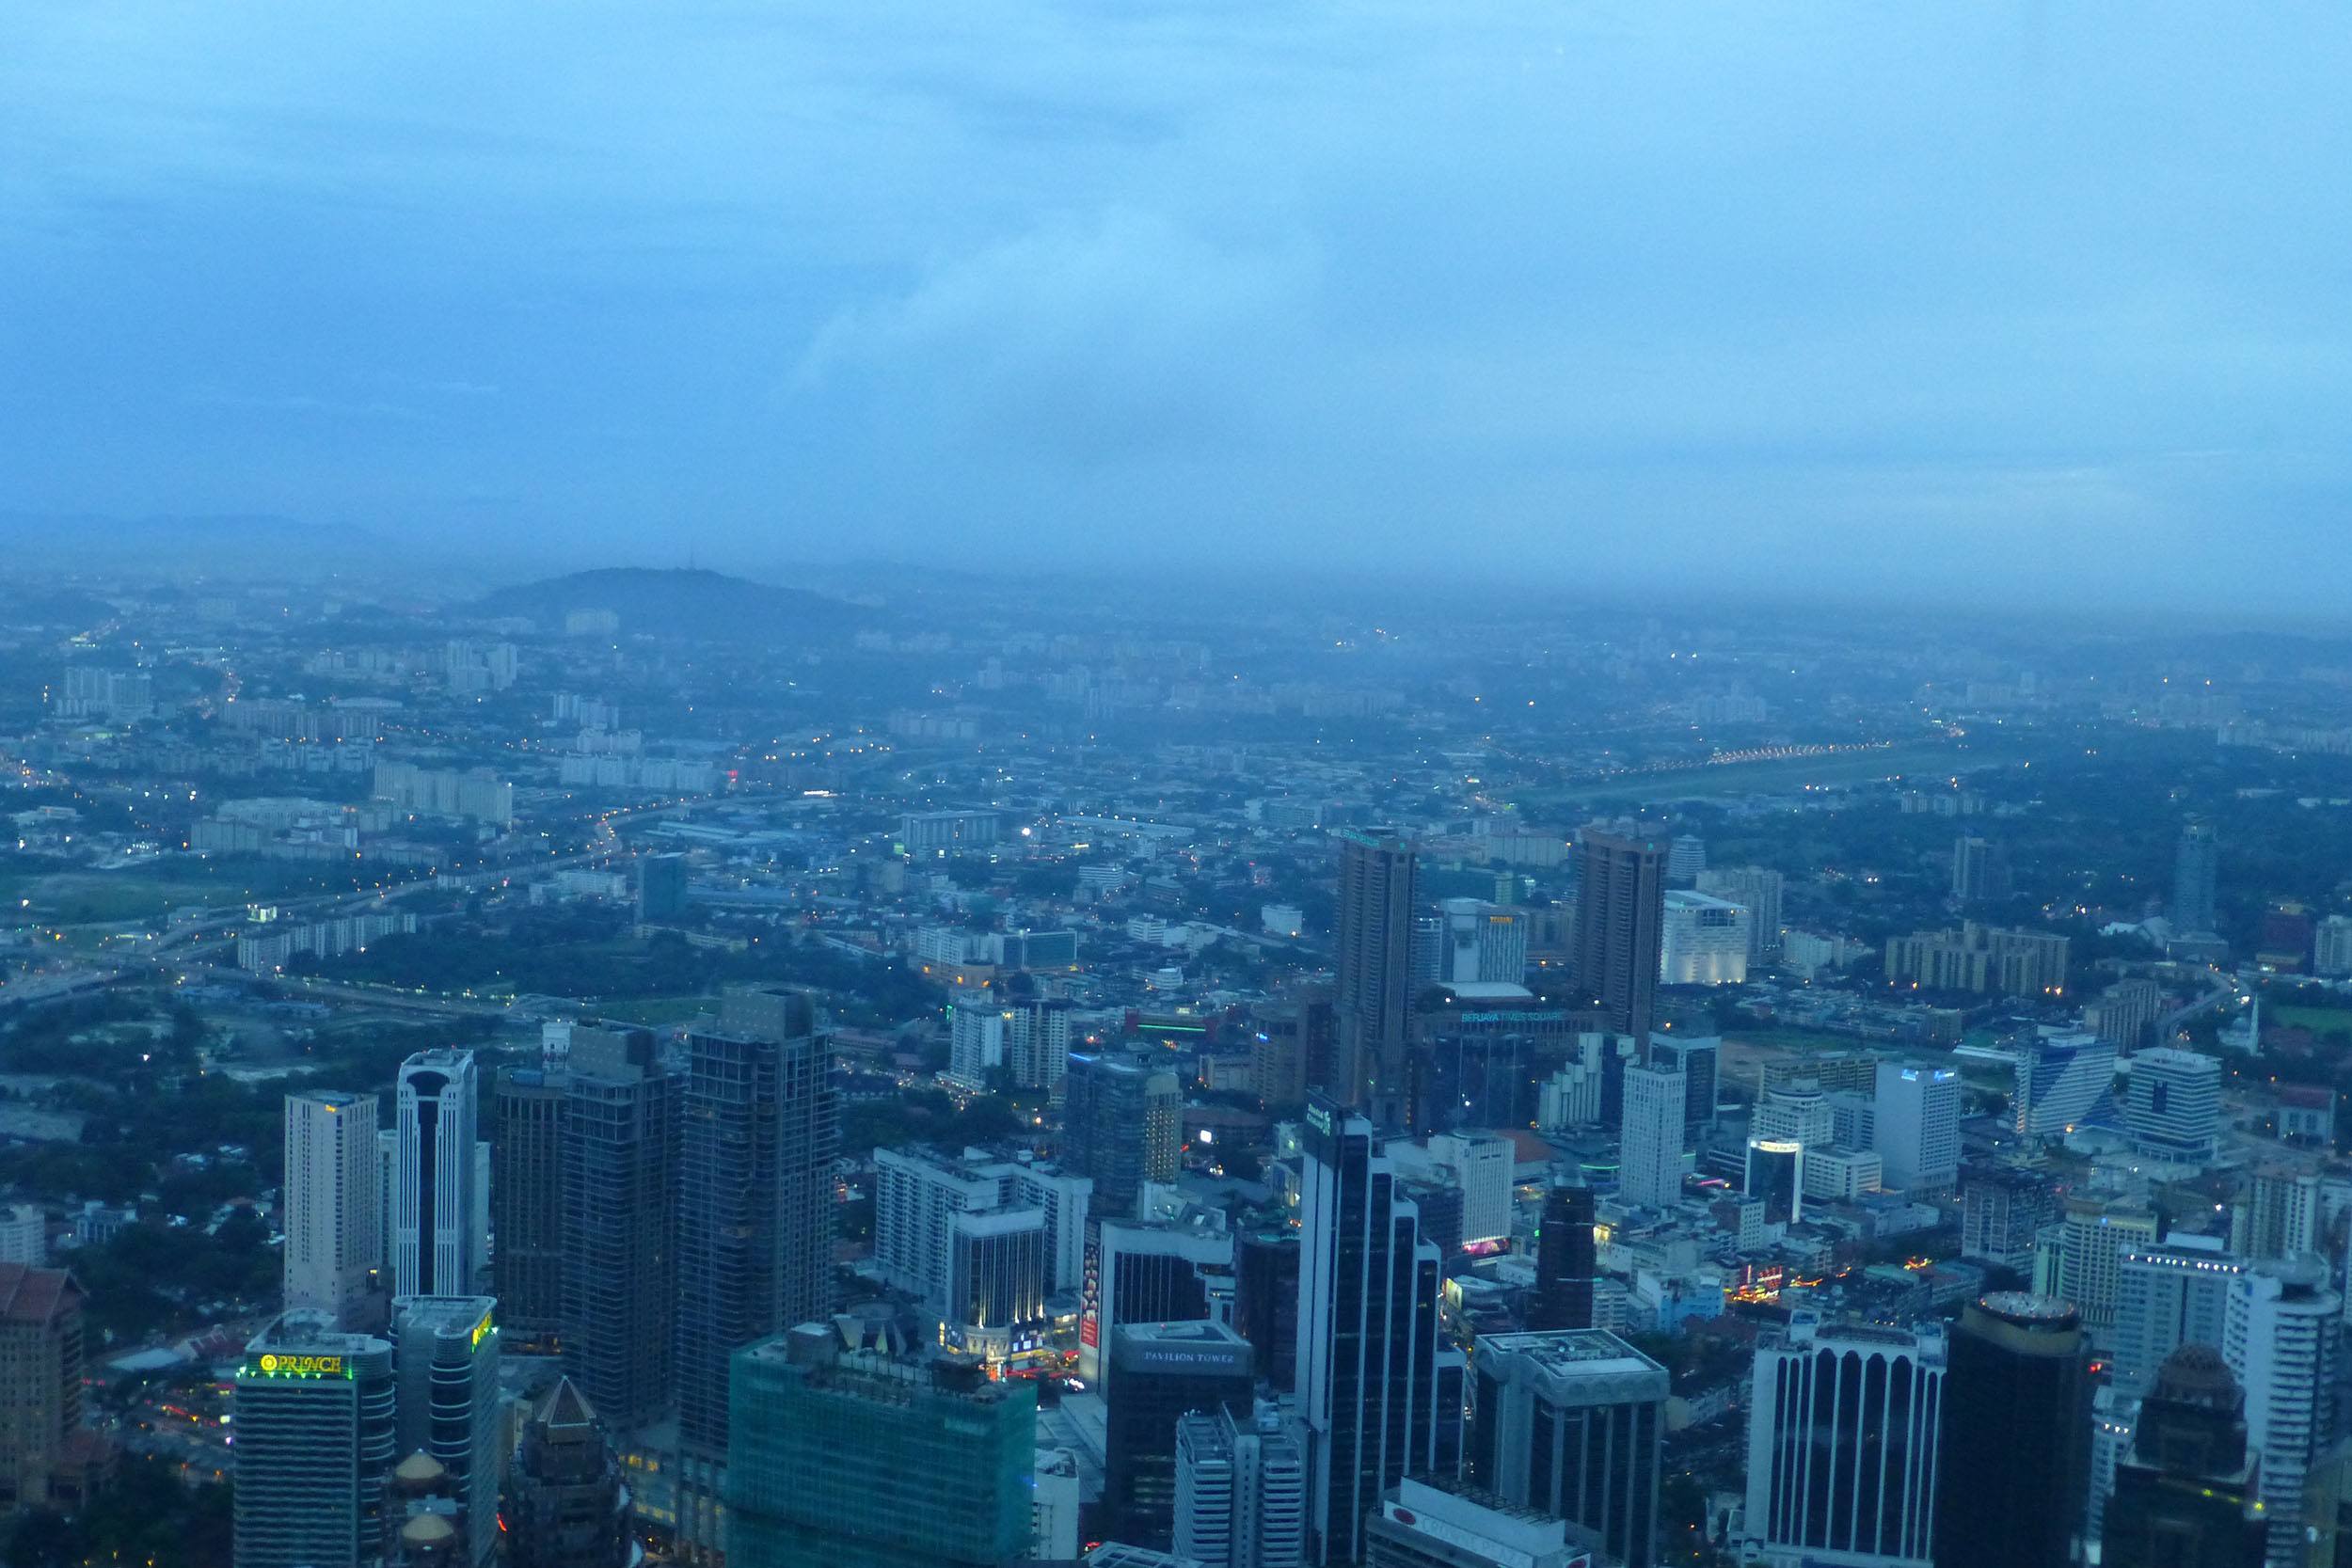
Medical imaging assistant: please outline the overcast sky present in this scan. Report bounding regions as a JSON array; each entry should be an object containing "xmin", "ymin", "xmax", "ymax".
[{"xmin": 4, "ymin": 3, "xmax": 2348, "ymax": 609}]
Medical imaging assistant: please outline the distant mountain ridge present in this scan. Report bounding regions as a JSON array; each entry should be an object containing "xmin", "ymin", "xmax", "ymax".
[{"xmin": 470, "ymin": 567, "xmax": 871, "ymax": 641}]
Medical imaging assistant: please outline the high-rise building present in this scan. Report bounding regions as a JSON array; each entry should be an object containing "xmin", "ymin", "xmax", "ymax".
[
  {"xmin": 1697, "ymin": 865, "xmax": 1783, "ymax": 960},
  {"xmin": 675, "ymin": 989, "xmax": 837, "ymax": 1455},
  {"xmin": 1469, "ymin": 1329, "xmax": 1666, "ymax": 1568},
  {"xmin": 1235, "ymin": 1230, "xmax": 1301, "ymax": 1394},
  {"xmin": 2317, "ymin": 914, "xmax": 2352, "ymax": 979},
  {"xmin": 1659, "ymin": 890, "xmax": 1749, "ymax": 985},
  {"xmin": 1740, "ymin": 1315, "xmax": 1944, "ymax": 1568},
  {"xmin": 636, "ymin": 852, "xmax": 691, "ymax": 924},
  {"xmin": 1007, "ymin": 994, "xmax": 1076, "ymax": 1096},
  {"xmin": 2013, "ymin": 1029, "xmax": 2116, "ymax": 1139},
  {"xmin": 2125, "ymin": 1048, "xmax": 2223, "ymax": 1164},
  {"xmin": 283, "ymin": 1090, "xmax": 384, "ymax": 1331},
  {"xmin": 2173, "ymin": 820, "xmax": 2220, "ymax": 935},
  {"xmin": 1959, "ymin": 1163, "xmax": 2056, "ymax": 1268},
  {"xmin": 1363, "ymin": 1474, "xmax": 1581, "ymax": 1568},
  {"xmin": 2111, "ymin": 1234, "xmax": 2245, "ymax": 1394},
  {"xmin": 1646, "ymin": 1033, "xmax": 1719, "ymax": 1136},
  {"xmin": 2223, "ymin": 1257, "xmax": 2340, "ymax": 1568},
  {"xmin": 232, "ymin": 1310, "xmax": 399, "ymax": 1568},
  {"xmin": 1744, "ymin": 1139, "xmax": 1804, "ymax": 1226},
  {"xmin": 1295, "ymin": 1098, "xmax": 1464, "ymax": 1565},
  {"xmin": 726, "ymin": 1324, "xmax": 1037, "ymax": 1568},
  {"xmin": 1432, "ymin": 899, "xmax": 1531, "ymax": 988},
  {"xmin": 1949, "ymin": 835, "xmax": 2011, "ymax": 901},
  {"xmin": 1617, "ymin": 1065, "xmax": 1686, "ymax": 1212},
  {"xmin": 1333, "ymin": 830, "xmax": 1419, "ymax": 1126},
  {"xmin": 389, "ymin": 1295, "xmax": 501, "ymax": 1568},
  {"xmin": 1530, "ymin": 1179, "xmax": 1597, "ymax": 1332},
  {"xmin": 1933, "ymin": 1293, "xmax": 2088, "ymax": 1568},
  {"xmin": 1665, "ymin": 833, "xmax": 1707, "ymax": 884},
  {"xmin": 1106, "ymin": 1322, "xmax": 1256, "ymax": 1546},
  {"xmin": 1249, "ymin": 990, "xmax": 1334, "ymax": 1111},
  {"xmin": 0, "ymin": 1265, "xmax": 97, "ymax": 1513},
  {"xmin": 562, "ymin": 1022, "xmax": 680, "ymax": 1429},
  {"xmin": 2058, "ymin": 1195, "xmax": 2160, "ymax": 1333},
  {"xmin": 1063, "ymin": 1049, "xmax": 1183, "ymax": 1220},
  {"xmin": 1871, "ymin": 1063, "xmax": 1960, "ymax": 1193},
  {"xmin": 1886, "ymin": 922, "xmax": 2069, "ymax": 1000},
  {"xmin": 492, "ymin": 1067, "xmax": 566, "ymax": 1347},
  {"xmin": 392, "ymin": 1049, "xmax": 484, "ymax": 1300},
  {"xmin": 1176, "ymin": 1402, "xmax": 1310, "ymax": 1568},
  {"xmin": 2085, "ymin": 976, "xmax": 2168, "ymax": 1053},
  {"xmin": 2099, "ymin": 1346, "xmax": 2265, "ymax": 1568},
  {"xmin": 1084, "ymin": 1217, "xmax": 1237, "ymax": 1391},
  {"xmin": 1573, "ymin": 829, "xmax": 1664, "ymax": 1118},
  {"xmin": 501, "ymin": 1377, "xmax": 634, "ymax": 1568},
  {"xmin": 2241, "ymin": 1164, "xmax": 2323, "ymax": 1260}
]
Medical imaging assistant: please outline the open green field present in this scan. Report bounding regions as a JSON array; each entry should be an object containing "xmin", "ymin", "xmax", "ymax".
[
  {"xmin": 1520, "ymin": 733, "xmax": 2044, "ymax": 811},
  {"xmin": 2272, "ymin": 1005, "xmax": 2352, "ymax": 1037}
]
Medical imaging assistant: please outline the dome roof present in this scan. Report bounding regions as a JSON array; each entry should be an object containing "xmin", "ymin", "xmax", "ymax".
[
  {"xmin": 394, "ymin": 1450, "xmax": 449, "ymax": 1485},
  {"xmin": 401, "ymin": 1513, "xmax": 457, "ymax": 1544},
  {"xmin": 2154, "ymin": 1343, "xmax": 2240, "ymax": 1405}
]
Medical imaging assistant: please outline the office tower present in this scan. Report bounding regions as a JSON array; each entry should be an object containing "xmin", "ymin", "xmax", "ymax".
[
  {"xmin": 1333, "ymin": 830, "xmax": 1418, "ymax": 1126},
  {"xmin": 1470, "ymin": 1329, "xmax": 1666, "ymax": 1568},
  {"xmin": 2086, "ymin": 976, "xmax": 2168, "ymax": 1053},
  {"xmin": 2098, "ymin": 1346, "xmax": 2265, "ymax": 1568},
  {"xmin": 1744, "ymin": 1139, "xmax": 1804, "ymax": 1225},
  {"xmin": 1007, "ymin": 994, "xmax": 1076, "ymax": 1096},
  {"xmin": 1659, "ymin": 890, "xmax": 1749, "ymax": 985},
  {"xmin": 492, "ymin": 1067, "xmax": 565, "ymax": 1347},
  {"xmin": 2058, "ymin": 1196, "xmax": 2160, "ymax": 1333},
  {"xmin": 675, "ymin": 989, "xmax": 837, "ymax": 1456},
  {"xmin": 1752, "ymin": 1078, "xmax": 1834, "ymax": 1148},
  {"xmin": 2317, "ymin": 914, "xmax": 2352, "ymax": 979},
  {"xmin": 1740, "ymin": 1315, "xmax": 1944, "ymax": 1567},
  {"xmin": 1647, "ymin": 1033, "xmax": 1718, "ymax": 1136},
  {"xmin": 1107, "ymin": 1322, "xmax": 1256, "ymax": 1546},
  {"xmin": 501, "ymin": 1378, "xmax": 633, "ymax": 1568},
  {"xmin": 1530, "ymin": 1179, "xmax": 1598, "ymax": 1332},
  {"xmin": 2126, "ymin": 1048, "xmax": 2222, "ymax": 1164},
  {"xmin": 2013, "ymin": 1029, "xmax": 2117, "ymax": 1138},
  {"xmin": 1433, "ymin": 898, "xmax": 1531, "ymax": 987},
  {"xmin": 1235, "ymin": 1230, "xmax": 1301, "ymax": 1393},
  {"xmin": 1295, "ymin": 1098, "xmax": 1465, "ymax": 1565},
  {"xmin": 1617, "ymin": 1065, "xmax": 1686, "ymax": 1211},
  {"xmin": 2241, "ymin": 1164, "xmax": 2323, "ymax": 1260},
  {"xmin": 1934, "ymin": 1293, "xmax": 2088, "ymax": 1568},
  {"xmin": 392, "ymin": 1050, "xmax": 483, "ymax": 1300},
  {"xmin": 1063, "ymin": 1049, "xmax": 1183, "ymax": 1219},
  {"xmin": 1573, "ymin": 829, "xmax": 1664, "ymax": 1117},
  {"xmin": 0, "ymin": 1265, "xmax": 95, "ymax": 1513},
  {"xmin": 726, "ymin": 1323, "xmax": 1037, "ymax": 1568},
  {"xmin": 1084, "ymin": 1217, "xmax": 1238, "ymax": 1389},
  {"xmin": 1665, "ymin": 833, "xmax": 1707, "ymax": 883},
  {"xmin": 283, "ymin": 1090, "xmax": 384, "ymax": 1330},
  {"xmin": 1177, "ymin": 1402, "xmax": 1310, "ymax": 1568},
  {"xmin": 233, "ymin": 1311, "xmax": 399, "ymax": 1568},
  {"xmin": 562, "ymin": 1022, "xmax": 680, "ymax": 1428},
  {"xmin": 1867, "ymin": 1063, "xmax": 1959, "ymax": 1194},
  {"xmin": 1697, "ymin": 865, "xmax": 1784, "ymax": 960},
  {"xmin": 1949, "ymin": 834, "xmax": 2010, "ymax": 901},
  {"xmin": 2223, "ymin": 1258, "xmax": 2340, "ymax": 1567},
  {"xmin": 1364, "ymin": 1474, "xmax": 1580, "ymax": 1568},
  {"xmin": 2174, "ymin": 820, "xmax": 2220, "ymax": 935},
  {"xmin": 1250, "ymin": 991, "xmax": 1334, "ymax": 1111},
  {"xmin": 2111, "ymin": 1235, "xmax": 2246, "ymax": 1393},
  {"xmin": 1959, "ymin": 1163, "xmax": 2056, "ymax": 1268},
  {"xmin": 389, "ymin": 1296, "xmax": 501, "ymax": 1568},
  {"xmin": 636, "ymin": 852, "xmax": 691, "ymax": 923}
]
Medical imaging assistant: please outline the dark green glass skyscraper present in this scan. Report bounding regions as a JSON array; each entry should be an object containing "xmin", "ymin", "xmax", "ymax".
[{"xmin": 726, "ymin": 1324, "xmax": 1036, "ymax": 1568}]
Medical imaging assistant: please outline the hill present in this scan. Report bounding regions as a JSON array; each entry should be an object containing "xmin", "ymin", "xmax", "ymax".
[{"xmin": 470, "ymin": 568, "xmax": 872, "ymax": 641}]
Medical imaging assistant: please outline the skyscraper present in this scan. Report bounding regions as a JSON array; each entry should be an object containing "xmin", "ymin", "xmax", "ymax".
[
  {"xmin": 1062, "ymin": 1048, "xmax": 1183, "ymax": 1220},
  {"xmin": 0, "ymin": 1265, "xmax": 97, "ymax": 1513},
  {"xmin": 1741, "ymin": 1315, "xmax": 1945, "ymax": 1567},
  {"xmin": 1469, "ymin": 1329, "xmax": 1666, "ymax": 1568},
  {"xmin": 283, "ymin": 1090, "xmax": 384, "ymax": 1331},
  {"xmin": 2223, "ymin": 1257, "xmax": 2340, "ymax": 1568},
  {"xmin": 1529, "ymin": 1178, "xmax": 1597, "ymax": 1332},
  {"xmin": 2100, "ymin": 1346, "xmax": 2265, "ymax": 1568},
  {"xmin": 675, "ymin": 988, "xmax": 837, "ymax": 1455},
  {"xmin": 636, "ymin": 851, "xmax": 691, "ymax": 924},
  {"xmin": 1934, "ymin": 1293, "xmax": 2088, "ymax": 1568},
  {"xmin": 501, "ymin": 1378, "xmax": 634, "ymax": 1568},
  {"xmin": 1696, "ymin": 864, "xmax": 1784, "ymax": 960},
  {"xmin": 1333, "ymin": 830, "xmax": 1418, "ymax": 1126},
  {"xmin": 1295, "ymin": 1097, "xmax": 1464, "ymax": 1565},
  {"xmin": 726, "ymin": 1324, "xmax": 1037, "ymax": 1568},
  {"xmin": 562, "ymin": 1023, "xmax": 679, "ymax": 1428},
  {"xmin": 389, "ymin": 1295, "xmax": 501, "ymax": 1568},
  {"xmin": 2111, "ymin": 1234, "xmax": 2245, "ymax": 1394},
  {"xmin": 1106, "ymin": 1322, "xmax": 1256, "ymax": 1547},
  {"xmin": 1949, "ymin": 834, "xmax": 2010, "ymax": 901},
  {"xmin": 1871, "ymin": 1063, "xmax": 1960, "ymax": 1193},
  {"xmin": 1744, "ymin": 1139, "xmax": 1804, "ymax": 1226},
  {"xmin": 1177, "ymin": 1402, "xmax": 1311, "ymax": 1568},
  {"xmin": 1572, "ymin": 828, "xmax": 1664, "ymax": 1123},
  {"xmin": 491, "ymin": 1067, "xmax": 565, "ymax": 1347},
  {"xmin": 2057, "ymin": 1195, "xmax": 2160, "ymax": 1331},
  {"xmin": 2174, "ymin": 820, "xmax": 2220, "ymax": 935},
  {"xmin": 2125, "ymin": 1048, "xmax": 2223, "ymax": 1164},
  {"xmin": 232, "ymin": 1310, "xmax": 399, "ymax": 1568},
  {"xmin": 1646, "ymin": 1032, "xmax": 1719, "ymax": 1137},
  {"xmin": 392, "ymin": 1049, "xmax": 484, "ymax": 1300},
  {"xmin": 1617, "ymin": 1064, "xmax": 1686, "ymax": 1212}
]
